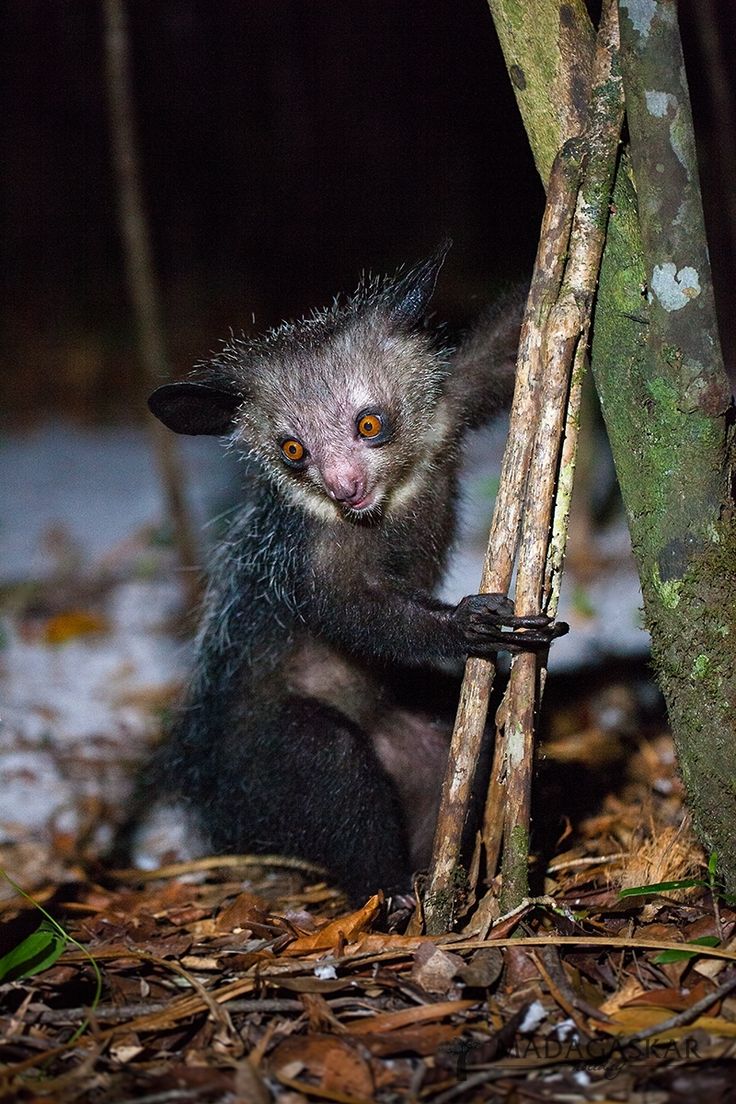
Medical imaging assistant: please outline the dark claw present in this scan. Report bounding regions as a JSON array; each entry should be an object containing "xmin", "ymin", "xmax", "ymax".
[
  {"xmin": 501, "ymin": 622, "xmax": 569, "ymax": 653},
  {"xmin": 468, "ymin": 631, "xmax": 558, "ymax": 649},
  {"xmin": 468, "ymin": 613, "xmax": 555, "ymax": 633},
  {"xmin": 503, "ymin": 619, "xmax": 570, "ymax": 648},
  {"xmin": 508, "ymin": 613, "xmax": 555, "ymax": 628},
  {"xmin": 549, "ymin": 620, "xmax": 569, "ymax": 640},
  {"xmin": 456, "ymin": 594, "xmax": 568, "ymax": 657}
]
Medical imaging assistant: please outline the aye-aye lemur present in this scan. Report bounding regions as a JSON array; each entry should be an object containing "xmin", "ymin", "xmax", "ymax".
[{"xmin": 145, "ymin": 248, "xmax": 567, "ymax": 902}]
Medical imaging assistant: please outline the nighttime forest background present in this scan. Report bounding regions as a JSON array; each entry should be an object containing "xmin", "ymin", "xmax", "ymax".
[
  {"xmin": 3, "ymin": 0, "xmax": 734, "ymax": 429},
  {"xmin": 3, "ymin": 8, "xmax": 736, "ymax": 1097}
]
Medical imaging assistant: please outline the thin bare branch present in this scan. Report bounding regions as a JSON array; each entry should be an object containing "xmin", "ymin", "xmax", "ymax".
[
  {"xmin": 491, "ymin": 0, "xmax": 624, "ymax": 915},
  {"xmin": 102, "ymin": 0, "xmax": 201, "ymax": 610},
  {"xmin": 423, "ymin": 143, "xmax": 584, "ymax": 934}
]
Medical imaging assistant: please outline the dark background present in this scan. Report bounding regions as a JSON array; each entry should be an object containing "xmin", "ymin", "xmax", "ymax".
[{"xmin": 3, "ymin": 0, "xmax": 734, "ymax": 423}]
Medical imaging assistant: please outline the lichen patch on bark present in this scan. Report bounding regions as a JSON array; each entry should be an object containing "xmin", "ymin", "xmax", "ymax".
[{"xmin": 650, "ymin": 263, "xmax": 701, "ymax": 311}]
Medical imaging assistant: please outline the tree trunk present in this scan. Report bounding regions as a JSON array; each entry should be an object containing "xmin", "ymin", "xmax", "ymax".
[
  {"xmin": 487, "ymin": 0, "xmax": 736, "ymax": 889},
  {"xmin": 599, "ymin": 0, "xmax": 736, "ymax": 881}
]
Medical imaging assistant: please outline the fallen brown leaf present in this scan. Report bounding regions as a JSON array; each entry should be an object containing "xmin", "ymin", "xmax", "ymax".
[{"xmin": 283, "ymin": 895, "xmax": 382, "ymax": 954}]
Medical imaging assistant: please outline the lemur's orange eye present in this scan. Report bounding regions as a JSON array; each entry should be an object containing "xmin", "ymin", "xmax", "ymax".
[
  {"xmin": 357, "ymin": 413, "xmax": 383, "ymax": 439},
  {"xmin": 281, "ymin": 439, "xmax": 306, "ymax": 464}
]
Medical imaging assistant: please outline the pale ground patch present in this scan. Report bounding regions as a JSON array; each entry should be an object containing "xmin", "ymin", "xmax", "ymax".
[{"xmin": 0, "ymin": 419, "xmax": 648, "ymax": 879}]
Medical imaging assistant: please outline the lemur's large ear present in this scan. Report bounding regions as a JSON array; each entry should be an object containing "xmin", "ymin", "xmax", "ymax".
[
  {"xmin": 389, "ymin": 239, "xmax": 451, "ymax": 324},
  {"xmin": 148, "ymin": 381, "xmax": 242, "ymax": 436}
]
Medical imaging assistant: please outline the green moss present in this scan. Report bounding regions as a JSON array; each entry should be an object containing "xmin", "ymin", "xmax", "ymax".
[
  {"xmin": 423, "ymin": 887, "xmax": 456, "ymax": 935},
  {"xmin": 451, "ymin": 864, "xmax": 469, "ymax": 889},
  {"xmin": 501, "ymin": 824, "xmax": 530, "ymax": 912},
  {"xmin": 692, "ymin": 654, "xmax": 711, "ymax": 680},
  {"xmin": 703, "ymin": 514, "xmax": 736, "ymax": 605},
  {"xmin": 668, "ymin": 107, "xmax": 692, "ymax": 177},
  {"xmin": 646, "ymin": 374, "xmax": 677, "ymax": 407},
  {"xmin": 652, "ymin": 563, "xmax": 682, "ymax": 609},
  {"xmin": 487, "ymin": 0, "xmax": 593, "ymax": 184},
  {"xmin": 661, "ymin": 343, "xmax": 683, "ymax": 368}
]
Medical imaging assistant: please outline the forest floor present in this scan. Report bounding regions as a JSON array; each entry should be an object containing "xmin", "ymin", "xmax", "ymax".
[{"xmin": 2, "ymin": 421, "xmax": 734, "ymax": 1103}]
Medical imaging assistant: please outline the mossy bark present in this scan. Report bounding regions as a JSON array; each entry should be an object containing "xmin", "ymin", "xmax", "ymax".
[
  {"xmin": 487, "ymin": 0, "xmax": 595, "ymax": 183},
  {"xmin": 487, "ymin": 0, "xmax": 736, "ymax": 889},
  {"xmin": 596, "ymin": 2, "xmax": 736, "ymax": 881}
]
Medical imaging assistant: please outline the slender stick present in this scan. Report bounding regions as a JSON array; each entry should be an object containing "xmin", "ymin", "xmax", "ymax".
[
  {"xmin": 480, "ymin": 148, "xmax": 585, "ymax": 889},
  {"xmin": 496, "ymin": 295, "xmax": 580, "ymax": 911},
  {"xmin": 427, "ymin": 0, "xmax": 625, "ymax": 931},
  {"xmin": 102, "ymin": 0, "xmax": 201, "ymax": 610},
  {"xmin": 423, "ymin": 144, "xmax": 584, "ymax": 935},
  {"xmin": 495, "ymin": 0, "xmax": 624, "ymax": 913}
]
